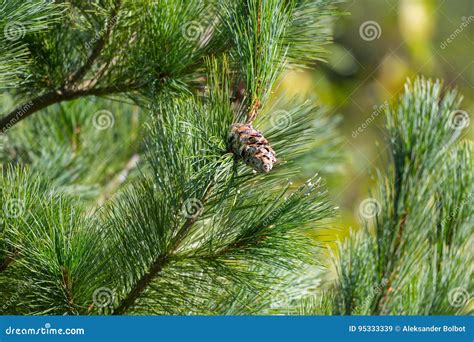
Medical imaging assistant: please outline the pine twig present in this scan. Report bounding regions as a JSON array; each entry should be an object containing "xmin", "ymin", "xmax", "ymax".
[
  {"xmin": 112, "ymin": 184, "xmax": 214, "ymax": 314},
  {"xmin": 67, "ymin": 0, "xmax": 122, "ymax": 86},
  {"xmin": 112, "ymin": 255, "xmax": 168, "ymax": 315},
  {"xmin": 0, "ymin": 1, "xmax": 126, "ymax": 133},
  {"xmin": 0, "ymin": 84, "xmax": 135, "ymax": 133}
]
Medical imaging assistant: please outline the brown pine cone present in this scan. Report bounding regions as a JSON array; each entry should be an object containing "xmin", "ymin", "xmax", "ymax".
[{"xmin": 228, "ymin": 123, "xmax": 276, "ymax": 173}]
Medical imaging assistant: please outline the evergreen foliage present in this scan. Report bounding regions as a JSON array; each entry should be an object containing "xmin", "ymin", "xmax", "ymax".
[
  {"xmin": 0, "ymin": 0, "xmax": 471, "ymax": 316},
  {"xmin": 293, "ymin": 78, "xmax": 473, "ymax": 316}
]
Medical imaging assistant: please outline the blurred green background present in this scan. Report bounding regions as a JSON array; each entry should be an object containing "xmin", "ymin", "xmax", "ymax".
[{"xmin": 279, "ymin": 0, "xmax": 474, "ymax": 242}]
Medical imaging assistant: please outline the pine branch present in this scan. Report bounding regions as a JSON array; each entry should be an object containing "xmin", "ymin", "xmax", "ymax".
[
  {"xmin": 113, "ymin": 255, "xmax": 168, "ymax": 315},
  {"xmin": 66, "ymin": 0, "xmax": 122, "ymax": 86},
  {"xmin": 1, "ymin": 96, "xmax": 144, "ymax": 204},
  {"xmin": 0, "ymin": 84, "xmax": 136, "ymax": 132},
  {"xmin": 220, "ymin": 0, "xmax": 341, "ymax": 122},
  {"xmin": 328, "ymin": 77, "xmax": 473, "ymax": 315},
  {"xmin": 101, "ymin": 79, "xmax": 336, "ymax": 313},
  {"xmin": 0, "ymin": 0, "xmax": 225, "ymax": 132},
  {"xmin": 0, "ymin": 0, "xmax": 63, "ymax": 88},
  {"xmin": 113, "ymin": 183, "xmax": 213, "ymax": 315},
  {"xmin": 1, "ymin": 1, "xmax": 344, "ymax": 315},
  {"xmin": 0, "ymin": 167, "xmax": 111, "ymax": 315}
]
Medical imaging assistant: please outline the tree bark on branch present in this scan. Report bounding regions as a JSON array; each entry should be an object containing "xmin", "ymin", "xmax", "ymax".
[{"xmin": 0, "ymin": 85, "xmax": 134, "ymax": 133}]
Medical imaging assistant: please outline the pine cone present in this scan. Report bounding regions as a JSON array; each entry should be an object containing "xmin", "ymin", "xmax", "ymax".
[{"xmin": 228, "ymin": 123, "xmax": 276, "ymax": 173}]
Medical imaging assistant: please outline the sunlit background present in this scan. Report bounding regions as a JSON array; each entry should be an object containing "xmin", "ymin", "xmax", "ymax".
[{"xmin": 279, "ymin": 0, "xmax": 473, "ymax": 242}]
